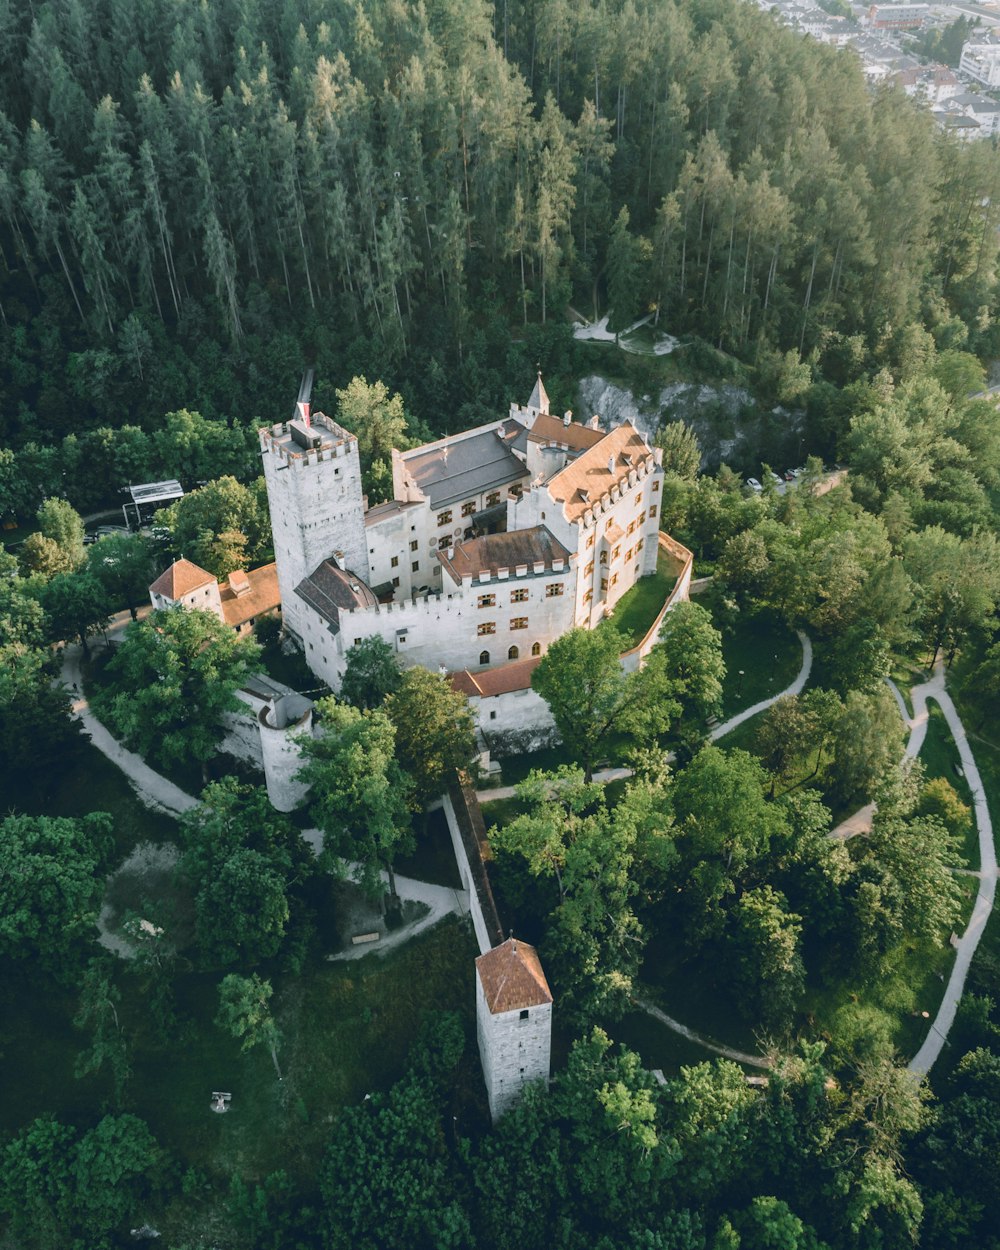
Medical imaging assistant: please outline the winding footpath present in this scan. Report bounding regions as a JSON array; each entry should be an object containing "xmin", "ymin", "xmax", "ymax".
[
  {"xmin": 61, "ymin": 644, "xmax": 470, "ymax": 957},
  {"xmin": 63, "ymin": 629, "xmax": 994, "ymax": 1075},
  {"xmin": 476, "ymin": 629, "xmax": 813, "ymax": 802},
  {"xmin": 901, "ymin": 664, "xmax": 997, "ymax": 1075}
]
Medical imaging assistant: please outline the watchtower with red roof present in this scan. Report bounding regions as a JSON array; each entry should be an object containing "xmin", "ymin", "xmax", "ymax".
[{"xmin": 475, "ymin": 936, "xmax": 553, "ymax": 1120}]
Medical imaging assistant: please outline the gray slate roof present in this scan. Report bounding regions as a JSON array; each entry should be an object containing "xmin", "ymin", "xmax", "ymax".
[
  {"xmin": 402, "ymin": 427, "xmax": 527, "ymax": 508},
  {"xmin": 295, "ymin": 561, "xmax": 379, "ymax": 633}
]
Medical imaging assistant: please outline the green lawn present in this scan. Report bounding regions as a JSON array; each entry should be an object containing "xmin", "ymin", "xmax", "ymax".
[
  {"xmin": 717, "ymin": 610, "xmax": 804, "ymax": 719},
  {"xmin": 920, "ymin": 704, "xmax": 979, "ymax": 870},
  {"xmin": 259, "ymin": 643, "xmax": 326, "ymax": 696},
  {"xmin": 0, "ymin": 918, "xmax": 481, "ymax": 1197},
  {"xmin": 601, "ymin": 545, "xmax": 686, "ymax": 649},
  {"xmin": 1, "ymin": 728, "xmax": 179, "ymax": 860}
]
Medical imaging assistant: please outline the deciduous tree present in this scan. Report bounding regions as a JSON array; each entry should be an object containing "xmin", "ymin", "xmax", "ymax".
[{"xmin": 101, "ymin": 608, "xmax": 260, "ymax": 771}]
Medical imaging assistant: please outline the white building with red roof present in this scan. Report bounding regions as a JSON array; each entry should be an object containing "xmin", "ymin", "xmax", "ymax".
[
  {"xmin": 256, "ymin": 373, "xmax": 684, "ymax": 746},
  {"xmin": 475, "ymin": 936, "xmax": 553, "ymax": 1120}
]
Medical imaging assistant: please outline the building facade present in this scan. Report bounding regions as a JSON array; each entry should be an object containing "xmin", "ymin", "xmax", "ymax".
[{"xmin": 258, "ymin": 375, "xmax": 673, "ymax": 716}]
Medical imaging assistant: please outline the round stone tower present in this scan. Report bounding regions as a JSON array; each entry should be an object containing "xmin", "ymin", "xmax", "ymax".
[{"xmin": 258, "ymin": 693, "xmax": 313, "ymax": 812}]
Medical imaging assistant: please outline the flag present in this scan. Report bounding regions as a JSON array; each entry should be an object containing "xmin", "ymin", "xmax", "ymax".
[{"xmin": 296, "ymin": 400, "xmax": 311, "ymax": 426}]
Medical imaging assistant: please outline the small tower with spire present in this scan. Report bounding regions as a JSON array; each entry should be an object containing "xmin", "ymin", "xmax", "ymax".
[
  {"xmin": 526, "ymin": 367, "xmax": 550, "ymax": 417},
  {"xmin": 475, "ymin": 935, "xmax": 553, "ymax": 1120}
]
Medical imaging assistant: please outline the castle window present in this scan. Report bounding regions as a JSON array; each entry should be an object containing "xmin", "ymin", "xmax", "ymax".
[
  {"xmin": 486, "ymin": 491, "xmax": 501, "ymax": 507},
  {"xmin": 508, "ymin": 645, "xmax": 519, "ymax": 660},
  {"xmin": 612, "ymin": 545, "xmax": 621, "ymax": 560},
  {"xmin": 625, "ymin": 548, "xmax": 633, "ymax": 562},
  {"xmin": 519, "ymin": 1009, "xmax": 529, "ymax": 1021},
  {"xmin": 480, "ymin": 650, "xmax": 490, "ymax": 664},
  {"xmin": 605, "ymin": 517, "xmax": 615, "ymax": 532},
  {"xmin": 652, "ymin": 479, "xmax": 660, "ymax": 491},
  {"xmin": 585, "ymin": 560, "xmax": 594, "ymax": 577},
  {"xmin": 586, "ymin": 533, "xmax": 595, "ymax": 550},
  {"xmin": 437, "ymin": 510, "xmax": 452, "ymax": 526},
  {"xmin": 627, "ymin": 520, "xmax": 637, "ymax": 536},
  {"xmin": 531, "ymin": 642, "xmax": 541, "ymax": 656},
  {"xmin": 355, "ymin": 638, "xmax": 362, "ymax": 646},
  {"xmin": 510, "ymin": 617, "xmax": 528, "ymax": 630},
  {"xmin": 611, "ymin": 573, "xmax": 619, "ymax": 587},
  {"xmin": 392, "ymin": 576, "xmax": 400, "ymax": 587},
  {"xmin": 545, "ymin": 583, "xmax": 563, "ymax": 597},
  {"xmin": 478, "ymin": 622, "xmax": 496, "ymax": 636},
  {"xmin": 599, "ymin": 550, "xmax": 608, "ymax": 565},
  {"xmin": 478, "ymin": 594, "xmax": 496, "ymax": 609},
  {"xmin": 511, "ymin": 588, "xmax": 528, "ymax": 603},
  {"xmin": 412, "ymin": 561, "xmax": 419, "ymax": 572},
  {"xmin": 584, "ymin": 589, "xmax": 593, "ymax": 604},
  {"xmin": 649, "ymin": 505, "xmax": 658, "ymax": 519},
  {"xmin": 439, "ymin": 535, "xmax": 451, "ymax": 549},
  {"xmin": 636, "ymin": 537, "xmax": 644, "ymax": 551},
  {"xmin": 601, "ymin": 578, "xmax": 608, "ymax": 592},
  {"xmin": 490, "ymin": 710, "xmax": 497, "ymax": 720},
  {"xmin": 461, "ymin": 500, "xmax": 476, "ymax": 516},
  {"xmin": 391, "ymin": 556, "xmax": 399, "ymax": 568},
  {"xmin": 410, "ymin": 540, "xmax": 418, "ymax": 552}
]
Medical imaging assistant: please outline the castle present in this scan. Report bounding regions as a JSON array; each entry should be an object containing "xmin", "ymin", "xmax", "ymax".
[{"xmin": 258, "ymin": 373, "xmax": 676, "ymax": 738}]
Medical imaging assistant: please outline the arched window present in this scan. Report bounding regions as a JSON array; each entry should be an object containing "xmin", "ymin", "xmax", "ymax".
[
  {"xmin": 508, "ymin": 645, "xmax": 519, "ymax": 661},
  {"xmin": 479, "ymin": 650, "xmax": 490, "ymax": 665},
  {"xmin": 531, "ymin": 641, "xmax": 541, "ymax": 657}
]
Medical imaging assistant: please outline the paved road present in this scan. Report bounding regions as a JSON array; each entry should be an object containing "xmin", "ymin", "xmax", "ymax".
[{"xmin": 476, "ymin": 630, "xmax": 813, "ymax": 802}]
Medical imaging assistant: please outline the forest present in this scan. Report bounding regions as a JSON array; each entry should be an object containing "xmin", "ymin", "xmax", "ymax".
[
  {"xmin": 3, "ymin": 0, "xmax": 1000, "ymax": 500},
  {"xmin": 4, "ymin": 0, "xmax": 1000, "ymax": 1248}
]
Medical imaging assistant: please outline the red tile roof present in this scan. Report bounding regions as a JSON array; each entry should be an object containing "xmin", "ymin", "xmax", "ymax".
[
  {"xmin": 438, "ymin": 526, "xmax": 571, "ymax": 583},
  {"xmin": 220, "ymin": 563, "xmax": 280, "ymax": 628},
  {"xmin": 149, "ymin": 558, "xmax": 215, "ymax": 600},
  {"xmin": 476, "ymin": 938, "xmax": 552, "ymax": 1013},
  {"xmin": 546, "ymin": 422, "xmax": 654, "ymax": 521},
  {"xmin": 450, "ymin": 655, "xmax": 542, "ymax": 698},
  {"xmin": 528, "ymin": 412, "xmax": 606, "ymax": 452}
]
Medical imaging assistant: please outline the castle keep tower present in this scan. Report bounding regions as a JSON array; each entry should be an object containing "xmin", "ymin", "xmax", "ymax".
[
  {"xmin": 475, "ymin": 936, "xmax": 553, "ymax": 1120},
  {"xmin": 260, "ymin": 408, "xmax": 368, "ymax": 644}
]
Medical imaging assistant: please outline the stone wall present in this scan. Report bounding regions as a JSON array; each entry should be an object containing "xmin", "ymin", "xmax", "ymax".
[
  {"xmin": 442, "ymin": 779, "xmax": 504, "ymax": 956},
  {"xmin": 476, "ymin": 976, "xmax": 552, "ymax": 1121}
]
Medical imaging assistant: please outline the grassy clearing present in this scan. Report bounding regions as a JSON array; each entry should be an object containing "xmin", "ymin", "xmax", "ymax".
[
  {"xmin": 717, "ymin": 609, "xmax": 804, "ymax": 719},
  {"xmin": 393, "ymin": 807, "xmax": 463, "ymax": 889},
  {"xmin": 259, "ymin": 644, "xmax": 326, "ymax": 695},
  {"xmin": 0, "ymin": 917, "xmax": 479, "ymax": 1187},
  {"xmin": 920, "ymin": 704, "xmax": 979, "ymax": 869},
  {"xmin": 949, "ymin": 666, "xmax": 1000, "ymax": 974},
  {"xmin": 0, "ymin": 728, "xmax": 179, "ymax": 860}
]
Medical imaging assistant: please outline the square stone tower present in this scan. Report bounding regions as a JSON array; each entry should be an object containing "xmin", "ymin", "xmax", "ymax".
[
  {"xmin": 259, "ymin": 413, "xmax": 369, "ymax": 644},
  {"xmin": 475, "ymin": 936, "xmax": 553, "ymax": 1121}
]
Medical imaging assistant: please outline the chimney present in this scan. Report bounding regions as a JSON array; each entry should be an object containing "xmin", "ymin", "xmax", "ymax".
[
  {"xmin": 608, "ymin": 455, "xmax": 615, "ymax": 474},
  {"xmin": 563, "ymin": 410, "xmax": 572, "ymax": 426},
  {"xmin": 589, "ymin": 415, "xmax": 601, "ymax": 430}
]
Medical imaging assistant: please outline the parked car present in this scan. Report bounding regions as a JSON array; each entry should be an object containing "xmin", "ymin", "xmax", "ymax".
[
  {"xmin": 767, "ymin": 471, "xmax": 783, "ymax": 487},
  {"xmin": 746, "ymin": 477, "xmax": 763, "ymax": 493}
]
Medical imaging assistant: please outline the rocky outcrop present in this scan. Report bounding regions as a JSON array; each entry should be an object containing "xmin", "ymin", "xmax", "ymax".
[{"xmin": 577, "ymin": 375, "xmax": 801, "ymax": 471}]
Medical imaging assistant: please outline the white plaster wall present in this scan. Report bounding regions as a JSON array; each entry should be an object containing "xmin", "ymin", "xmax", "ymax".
[
  {"xmin": 475, "ymin": 975, "xmax": 552, "ymax": 1121},
  {"xmin": 294, "ymin": 564, "xmax": 577, "ymax": 690},
  {"xmin": 475, "ymin": 686, "xmax": 557, "ymax": 756},
  {"xmin": 260, "ymin": 709, "xmax": 312, "ymax": 813}
]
